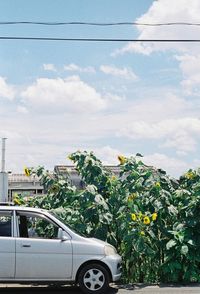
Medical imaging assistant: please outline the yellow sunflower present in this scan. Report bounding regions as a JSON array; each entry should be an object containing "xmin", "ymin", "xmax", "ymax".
[
  {"xmin": 143, "ymin": 216, "xmax": 150, "ymax": 225},
  {"xmin": 152, "ymin": 212, "xmax": 158, "ymax": 221},
  {"xmin": 24, "ymin": 167, "xmax": 30, "ymax": 177},
  {"xmin": 131, "ymin": 213, "xmax": 137, "ymax": 221},
  {"xmin": 117, "ymin": 155, "xmax": 126, "ymax": 165}
]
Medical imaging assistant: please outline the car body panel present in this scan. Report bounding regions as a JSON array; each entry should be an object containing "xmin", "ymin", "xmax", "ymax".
[
  {"xmin": 0, "ymin": 237, "xmax": 15, "ymax": 278},
  {"xmin": 15, "ymin": 238, "xmax": 72, "ymax": 279}
]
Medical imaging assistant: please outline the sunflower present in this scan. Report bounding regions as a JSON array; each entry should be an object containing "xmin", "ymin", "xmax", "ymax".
[
  {"xmin": 128, "ymin": 193, "xmax": 137, "ymax": 202},
  {"xmin": 185, "ymin": 171, "xmax": 195, "ymax": 180},
  {"xmin": 117, "ymin": 155, "xmax": 126, "ymax": 165},
  {"xmin": 24, "ymin": 167, "xmax": 30, "ymax": 177},
  {"xmin": 155, "ymin": 182, "xmax": 161, "ymax": 188},
  {"xmin": 152, "ymin": 212, "xmax": 158, "ymax": 221},
  {"xmin": 131, "ymin": 213, "xmax": 137, "ymax": 221},
  {"xmin": 13, "ymin": 198, "xmax": 21, "ymax": 205},
  {"xmin": 143, "ymin": 216, "xmax": 150, "ymax": 225}
]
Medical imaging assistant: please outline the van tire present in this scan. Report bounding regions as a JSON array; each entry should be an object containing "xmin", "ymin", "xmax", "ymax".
[{"xmin": 78, "ymin": 263, "xmax": 110, "ymax": 294}]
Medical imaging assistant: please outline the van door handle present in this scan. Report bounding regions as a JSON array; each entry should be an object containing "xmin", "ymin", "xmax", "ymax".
[{"xmin": 22, "ymin": 244, "xmax": 31, "ymax": 248}]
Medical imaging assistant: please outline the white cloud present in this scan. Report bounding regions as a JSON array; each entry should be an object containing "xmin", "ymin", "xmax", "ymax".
[
  {"xmin": 64, "ymin": 63, "xmax": 95, "ymax": 73},
  {"xmin": 93, "ymin": 146, "xmax": 130, "ymax": 165},
  {"xmin": 17, "ymin": 106, "xmax": 29, "ymax": 114},
  {"xmin": 161, "ymin": 133, "xmax": 197, "ymax": 153},
  {"xmin": 0, "ymin": 77, "xmax": 15, "ymax": 100},
  {"xmin": 100, "ymin": 65, "xmax": 138, "ymax": 80},
  {"xmin": 115, "ymin": 0, "xmax": 200, "ymax": 56},
  {"xmin": 43, "ymin": 64, "xmax": 57, "ymax": 72},
  {"xmin": 119, "ymin": 117, "xmax": 200, "ymax": 153},
  {"xmin": 193, "ymin": 159, "xmax": 200, "ymax": 170},
  {"xmin": 143, "ymin": 153, "xmax": 188, "ymax": 177},
  {"xmin": 175, "ymin": 54, "xmax": 200, "ymax": 94},
  {"xmin": 113, "ymin": 42, "xmax": 154, "ymax": 57},
  {"xmin": 13, "ymin": 84, "xmax": 199, "ymax": 175},
  {"xmin": 21, "ymin": 76, "xmax": 107, "ymax": 113},
  {"xmin": 120, "ymin": 118, "xmax": 200, "ymax": 140},
  {"xmin": 112, "ymin": 0, "xmax": 200, "ymax": 95},
  {"xmin": 113, "ymin": 93, "xmax": 191, "ymax": 126},
  {"xmin": 1, "ymin": 66, "xmax": 199, "ymax": 176},
  {"xmin": 176, "ymin": 55, "xmax": 200, "ymax": 77},
  {"xmin": 0, "ymin": 130, "xmax": 22, "ymax": 140},
  {"xmin": 104, "ymin": 93, "xmax": 125, "ymax": 103}
]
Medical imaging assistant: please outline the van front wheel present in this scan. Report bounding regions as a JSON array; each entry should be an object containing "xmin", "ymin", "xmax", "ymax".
[{"xmin": 78, "ymin": 263, "xmax": 110, "ymax": 294}]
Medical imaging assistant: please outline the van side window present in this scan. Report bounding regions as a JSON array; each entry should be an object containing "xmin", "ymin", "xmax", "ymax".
[
  {"xmin": 17, "ymin": 212, "xmax": 60, "ymax": 239},
  {"xmin": 0, "ymin": 211, "xmax": 12, "ymax": 237}
]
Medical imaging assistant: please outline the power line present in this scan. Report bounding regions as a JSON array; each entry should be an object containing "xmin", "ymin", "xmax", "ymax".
[
  {"xmin": 1, "ymin": 21, "xmax": 200, "ymax": 27},
  {"xmin": 0, "ymin": 36, "xmax": 200, "ymax": 42}
]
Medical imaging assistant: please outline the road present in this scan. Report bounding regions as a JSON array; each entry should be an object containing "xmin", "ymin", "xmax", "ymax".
[{"xmin": 0, "ymin": 284, "xmax": 200, "ymax": 294}]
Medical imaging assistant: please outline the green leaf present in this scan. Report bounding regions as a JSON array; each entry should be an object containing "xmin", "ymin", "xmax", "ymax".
[
  {"xmin": 86, "ymin": 185, "xmax": 97, "ymax": 194},
  {"xmin": 136, "ymin": 153, "xmax": 143, "ymax": 157},
  {"xmin": 168, "ymin": 205, "xmax": 178, "ymax": 216},
  {"xmin": 181, "ymin": 245, "xmax": 188, "ymax": 256},
  {"xmin": 100, "ymin": 212, "xmax": 112, "ymax": 224},
  {"xmin": 148, "ymin": 229, "xmax": 156, "ymax": 240},
  {"xmin": 166, "ymin": 239, "xmax": 177, "ymax": 250},
  {"xmin": 93, "ymin": 225, "xmax": 108, "ymax": 241},
  {"xmin": 188, "ymin": 240, "xmax": 194, "ymax": 246},
  {"xmin": 134, "ymin": 237, "xmax": 145, "ymax": 252},
  {"xmin": 94, "ymin": 194, "xmax": 108, "ymax": 210},
  {"xmin": 175, "ymin": 189, "xmax": 191, "ymax": 197},
  {"xmin": 172, "ymin": 261, "xmax": 182, "ymax": 270},
  {"xmin": 154, "ymin": 199, "xmax": 163, "ymax": 210},
  {"xmin": 173, "ymin": 223, "xmax": 184, "ymax": 231}
]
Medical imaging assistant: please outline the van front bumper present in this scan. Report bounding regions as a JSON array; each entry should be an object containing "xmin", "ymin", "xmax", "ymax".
[{"xmin": 101, "ymin": 254, "xmax": 122, "ymax": 282}]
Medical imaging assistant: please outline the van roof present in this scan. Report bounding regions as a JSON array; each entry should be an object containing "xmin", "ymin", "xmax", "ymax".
[{"xmin": 0, "ymin": 205, "xmax": 46, "ymax": 213}]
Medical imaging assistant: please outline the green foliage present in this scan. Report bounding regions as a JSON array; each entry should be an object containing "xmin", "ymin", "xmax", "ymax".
[{"xmin": 16, "ymin": 152, "xmax": 200, "ymax": 283}]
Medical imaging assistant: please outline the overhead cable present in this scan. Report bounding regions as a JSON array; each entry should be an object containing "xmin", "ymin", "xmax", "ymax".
[
  {"xmin": 1, "ymin": 21, "xmax": 200, "ymax": 26},
  {"xmin": 0, "ymin": 36, "xmax": 200, "ymax": 42}
]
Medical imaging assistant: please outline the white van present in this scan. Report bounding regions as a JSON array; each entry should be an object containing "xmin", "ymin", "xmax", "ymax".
[{"xmin": 0, "ymin": 205, "xmax": 122, "ymax": 293}]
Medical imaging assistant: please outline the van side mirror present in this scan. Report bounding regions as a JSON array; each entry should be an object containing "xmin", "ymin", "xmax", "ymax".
[{"xmin": 57, "ymin": 228, "xmax": 69, "ymax": 241}]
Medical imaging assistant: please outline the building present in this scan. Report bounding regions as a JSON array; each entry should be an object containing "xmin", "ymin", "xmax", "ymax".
[
  {"xmin": 54, "ymin": 165, "xmax": 120, "ymax": 188},
  {"xmin": 8, "ymin": 173, "xmax": 43, "ymax": 201},
  {"xmin": 8, "ymin": 165, "xmax": 120, "ymax": 201}
]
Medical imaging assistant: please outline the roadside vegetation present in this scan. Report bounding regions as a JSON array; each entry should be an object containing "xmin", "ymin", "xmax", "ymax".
[{"xmin": 16, "ymin": 151, "xmax": 200, "ymax": 283}]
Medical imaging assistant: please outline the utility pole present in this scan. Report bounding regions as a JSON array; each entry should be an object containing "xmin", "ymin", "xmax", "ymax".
[{"xmin": 0, "ymin": 138, "xmax": 8, "ymax": 202}]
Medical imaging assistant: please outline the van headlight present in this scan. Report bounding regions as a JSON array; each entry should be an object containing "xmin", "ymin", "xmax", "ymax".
[{"xmin": 104, "ymin": 245, "xmax": 117, "ymax": 256}]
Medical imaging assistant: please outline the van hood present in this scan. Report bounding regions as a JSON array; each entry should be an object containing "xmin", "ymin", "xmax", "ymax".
[{"xmin": 89, "ymin": 237, "xmax": 109, "ymax": 246}]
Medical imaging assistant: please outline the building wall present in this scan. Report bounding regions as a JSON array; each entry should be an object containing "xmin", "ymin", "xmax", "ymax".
[
  {"xmin": 8, "ymin": 166, "xmax": 120, "ymax": 201},
  {"xmin": 8, "ymin": 173, "xmax": 44, "ymax": 201}
]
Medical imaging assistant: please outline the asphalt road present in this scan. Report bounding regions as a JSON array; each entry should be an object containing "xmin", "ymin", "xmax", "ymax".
[{"xmin": 0, "ymin": 284, "xmax": 200, "ymax": 294}]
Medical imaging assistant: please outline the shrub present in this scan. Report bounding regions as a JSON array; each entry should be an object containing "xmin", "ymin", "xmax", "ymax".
[{"xmin": 17, "ymin": 151, "xmax": 200, "ymax": 283}]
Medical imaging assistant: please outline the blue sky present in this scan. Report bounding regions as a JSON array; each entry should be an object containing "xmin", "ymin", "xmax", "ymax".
[{"xmin": 1, "ymin": 0, "xmax": 200, "ymax": 177}]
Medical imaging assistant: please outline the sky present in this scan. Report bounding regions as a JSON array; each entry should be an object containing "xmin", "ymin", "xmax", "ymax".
[{"xmin": 1, "ymin": 0, "xmax": 200, "ymax": 177}]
